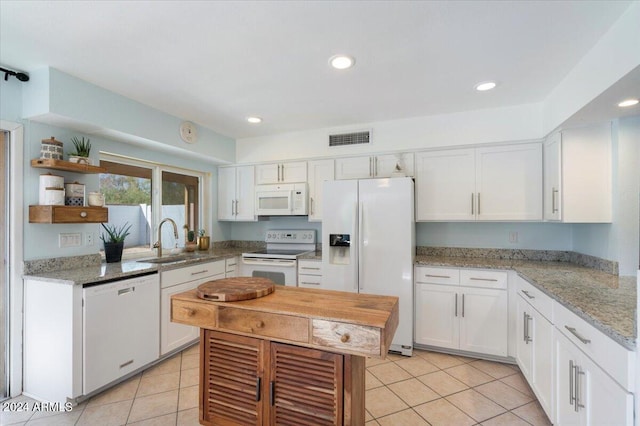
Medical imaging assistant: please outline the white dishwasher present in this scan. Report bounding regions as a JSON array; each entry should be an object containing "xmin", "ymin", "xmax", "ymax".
[{"xmin": 83, "ymin": 273, "xmax": 159, "ymax": 395}]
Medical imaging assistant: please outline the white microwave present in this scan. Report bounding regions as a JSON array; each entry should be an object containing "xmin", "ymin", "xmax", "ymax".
[
  {"xmin": 255, "ymin": 183, "xmax": 308, "ymax": 216},
  {"xmin": 256, "ymin": 183, "xmax": 309, "ymax": 216}
]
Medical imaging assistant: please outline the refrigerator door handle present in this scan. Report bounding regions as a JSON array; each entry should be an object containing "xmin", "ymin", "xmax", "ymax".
[{"xmin": 358, "ymin": 201, "xmax": 364, "ymax": 291}]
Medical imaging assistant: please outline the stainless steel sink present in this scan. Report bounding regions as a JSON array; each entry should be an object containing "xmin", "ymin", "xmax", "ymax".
[{"xmin": 137, "ymin": 255, "xmax": 190, "ymax": 264}]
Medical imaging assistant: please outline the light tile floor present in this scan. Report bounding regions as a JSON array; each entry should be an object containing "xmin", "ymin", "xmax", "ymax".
[{"xmin": 1, "ymin": 345, "xmax": 551, "ymax": 425}]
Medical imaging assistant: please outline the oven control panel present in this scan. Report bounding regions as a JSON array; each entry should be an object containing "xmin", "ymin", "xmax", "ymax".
[{"xmin": 265, "ymin": 230, "xmax": 316, "ymax": 243}]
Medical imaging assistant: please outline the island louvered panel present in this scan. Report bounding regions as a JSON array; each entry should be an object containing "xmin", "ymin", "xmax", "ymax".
[
  {"xmin": 202, "ymin": 331, "xmax": 265, "ymax": 426},
  {"xmin": 270, "ymin": 343, "xmax": 343, "ymax": 426}
]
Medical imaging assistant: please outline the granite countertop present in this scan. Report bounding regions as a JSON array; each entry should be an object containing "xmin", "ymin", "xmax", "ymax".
[
  {"xmin": 299, "ymin": 250, "xmax": 322, "ymax": 260},
  {"xmin": 415, "ymin": 255, "xmax": 637, "ymax": 350},
  {"xmin": 23, "ymin": 248, "xmax": 248, "ymax": 286}
]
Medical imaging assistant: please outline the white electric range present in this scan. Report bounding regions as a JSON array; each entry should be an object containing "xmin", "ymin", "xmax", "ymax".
[{"xmin": 241, "ymin": 229, "xmax": 316, "ymax": 286}]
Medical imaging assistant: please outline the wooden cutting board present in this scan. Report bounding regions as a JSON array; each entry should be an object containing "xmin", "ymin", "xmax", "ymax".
[{"xmin": 196, "ymin": 277, "xmax": 275, "ymax": 301}]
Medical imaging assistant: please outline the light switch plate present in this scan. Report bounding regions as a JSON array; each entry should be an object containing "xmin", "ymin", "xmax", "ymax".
[{"xmin": 59, "ymin": 232, "xmax": 82, "ymax": 248}]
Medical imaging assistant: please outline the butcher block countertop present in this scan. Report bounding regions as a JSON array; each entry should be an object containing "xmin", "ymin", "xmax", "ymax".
[{"xmin": 172, "ymin": 285, "xmax": 399, "ymax": 358}]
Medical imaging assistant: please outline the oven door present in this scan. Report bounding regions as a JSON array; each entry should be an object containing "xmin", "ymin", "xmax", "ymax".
[{"xmin": 240, "ymin": 257, "xmax": 297, "ymax": 286}]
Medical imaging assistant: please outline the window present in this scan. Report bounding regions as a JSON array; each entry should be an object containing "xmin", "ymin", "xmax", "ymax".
[{"xmin": 99, "ymin": 154, "xmax": 206, "ymax": 257}]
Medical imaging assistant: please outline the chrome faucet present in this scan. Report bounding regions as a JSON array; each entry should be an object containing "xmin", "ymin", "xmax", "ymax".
[{"xmin": 153, "ymin": 218, "xmax": 178, "ymax": 257}]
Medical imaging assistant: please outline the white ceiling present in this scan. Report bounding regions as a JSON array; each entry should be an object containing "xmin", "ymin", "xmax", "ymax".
[{"xmin": 0, "ymin": 0, "xmax": 635, "ymax": 139}]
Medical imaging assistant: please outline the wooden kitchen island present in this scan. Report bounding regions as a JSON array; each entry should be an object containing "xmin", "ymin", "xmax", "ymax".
[{"xmin": 171, "ymin": 285, "xmax": 399, "ymax": 426}]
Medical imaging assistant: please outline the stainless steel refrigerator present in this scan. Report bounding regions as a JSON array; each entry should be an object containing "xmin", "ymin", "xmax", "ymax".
[{"xmin": 322, "ymin": 177, "xmax": 415, "ymax": 356}]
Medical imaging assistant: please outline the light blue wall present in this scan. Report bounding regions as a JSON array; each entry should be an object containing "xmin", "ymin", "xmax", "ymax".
[
  {"xmin": 0, "ymin": 77, "xmax": 22, "ymax": 121},
  {"xmin": 572, "ymin": 117, "xmax": 640, "ymax": 276},
  {"xmin": 22, "ymin": 121, "xmax": 229, "ymax": 260}
]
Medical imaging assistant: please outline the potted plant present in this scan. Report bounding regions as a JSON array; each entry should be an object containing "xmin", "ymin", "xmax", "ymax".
[
  {"xmin": 185, "ymin": 229, "xmax": 197, "ymax": 252},
  {"xmin": 100, "ymin": 222, "xmax": 131, "ymax": 263},
  {"xmin": 198, "ymin": 228, "xmax": 210, "ymax": 251},
  {"xmin": 69, "ymin": 136, "xmax": 92, "ymax": 165}
]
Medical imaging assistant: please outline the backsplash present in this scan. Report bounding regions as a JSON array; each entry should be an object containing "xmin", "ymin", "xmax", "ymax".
[
  {"xmin": 416, "ymin": 247, "xmax": 618, "ymax": 275},
  {"xmin": 23, "ymin": 253, "xmax": 102, "ymax": 275}
]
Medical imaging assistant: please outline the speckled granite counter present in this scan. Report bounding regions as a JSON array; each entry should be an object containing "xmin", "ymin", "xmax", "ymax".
[
  {"xmin": 415, "ymin": 255, "xmax": 637, "ymax": 350},
  {"xmin": 299, "ymin": 250, "xmax": 322, "ymax": 260},
  {"xmin": 23, "ymin": 248, "xmax": 249, "ymax": 286}
]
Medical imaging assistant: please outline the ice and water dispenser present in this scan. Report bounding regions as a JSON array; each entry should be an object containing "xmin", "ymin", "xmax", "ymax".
[{"xmin": 329, "ymin": 234, "xmax": 351, "ymax": 265}]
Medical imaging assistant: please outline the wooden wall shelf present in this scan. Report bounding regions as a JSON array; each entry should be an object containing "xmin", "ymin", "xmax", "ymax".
[
  {"xmin": 29, "ymin": 205, "xmax": 108, "ymax": 224},
  {"xmin": 31, "ymin": 159, "xmax": 106, "ymax": 174}
]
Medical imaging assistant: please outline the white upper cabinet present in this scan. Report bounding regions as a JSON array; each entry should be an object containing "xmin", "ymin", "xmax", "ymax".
[
  {"xmin": 335, "ymin": 153, "xmax": 414, "ymax": 180},
  {"xmin": 416, "ymin": 143, "xmax": 542, "ymax": 221},
  {"xmin": 256, "ymin": 161, "xmax": 307, "ymax": 184},
  {"xmin": 415, "ymin": 149, "xmax": 476, "ymax": 221},
  {"xmin": 218, "ymin": 165, "xmax": 256, "ymax": 221},
  {"xmin": 475, "ymin": 143, "xmax": 542, "ymax": 221},
  {"xmin": 543, "ymin": 124, "xmax": 612, "ymax": 223},
  {"xmin": 307, "ymin": 159, "xmax": 334, "ymax": 222}
]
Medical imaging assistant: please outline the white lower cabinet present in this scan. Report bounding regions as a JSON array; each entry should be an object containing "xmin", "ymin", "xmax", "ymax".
[
  {"xmin": 516, "ymin": 292, "xmax": 553, "ymax": 420},
  {"xmin": 160, "ymin": 260, "xmax": 225, "ymax": 355},
  {"xmin": 225, "ymin": 256, "xmax": 238, "ymax": 277},
  {"xmin": 414, "ymin": 267, "xmax": 508, "ymax": 357},
  {"xmin": 555, "ymin": 331, "xmax": 633, "ymax": 425}
]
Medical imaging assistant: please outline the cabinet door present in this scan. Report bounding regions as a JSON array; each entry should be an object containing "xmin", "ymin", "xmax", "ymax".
[
  {"xmin": 458, "ymin": 287, "xmax": 508, "ymax": 357},
  {"xmin": 269, "ymin": 342, "xmax": 343, "ymax": 425},
  {"xmin": 374, "ymin": 153, "xmax": 415, "ymax": 177},
  {"xmin": 555, "ymin": 331, "xmax": 584, "ymax": 425},
  {"xmin": 543, "ymin": 133, "xmax": 561, "ymax": 221},
  {"xmin": 307, "ymin": 159, "xmax": 334, "ymax": 221},
  {"xmin": 255, "ymin": 163, "xmax": 280, "ymax": 185},
  {"xmin": 532, "ymin": 309, "xmax": 554, "ymax": 421},
  {"xmin": 225, "ymin": 256, "xmax": 238, "ymax": 277},
  {"xmin": 202, "ymin": 330, "xmax": 267, "ymax": 426},
  {"xmin": 217, "ymin": 167, "xmax": 236, "ymax": 221},
  {"xmin": 515, "ymin": 295, "xmax": 533, "ymax": 380},
  {"xmin": 587, "ymin": 350, "xmax": 634, "ymax": 426},
  {"xmin": 415, "ymin": 149, "xmax": 475, "ymax": 221},
  {"xmin": 335, "ymin": 156, "xmax": 373, "ymax": 180},
  {"xmin": 414, "ymin": 283, "xmax": 458, "ymax": 350},
  {"xmin": 475, "ymin": 143, "xmax": 542, "ymax": 221},
  {"xmin": 235, "ymin": 165, "xmax": 256, "ymax": 221},
  {"xmin": 281, "ymin": 161, "xmax": 307, "ymax": 183}
]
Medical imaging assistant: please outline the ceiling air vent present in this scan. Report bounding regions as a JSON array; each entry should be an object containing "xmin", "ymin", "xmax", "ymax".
[{"xmin": 329, "ymin": 131, "xmax": 370, "ymax": 147}]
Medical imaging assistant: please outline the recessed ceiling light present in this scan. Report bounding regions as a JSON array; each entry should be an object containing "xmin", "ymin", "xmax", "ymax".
[
  {"xmin": 329, "ymin": 55, "xmax": 355, "ymax": 70},
  {"xmin": 618, "ymin": 98, "xmax": 639, "ymax": 107},
  {"xmin": 475, "ymin": 81, "xmax": 497, "ymax": 91},
  {"xmin": 247, "ymin": 116, "xmax": 262, "ymax": 124}
]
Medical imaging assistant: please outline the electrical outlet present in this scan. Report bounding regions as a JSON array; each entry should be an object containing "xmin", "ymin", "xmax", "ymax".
[
  {"xmin": 86, "ymin": 232, "xmax": 94, "ymax": 246},
  {"xmin": 509, "ymin": 231, "xmax": 519, "ymax": 244},
  {"xmin": 59, "ymin": 233, "xmax": 82, "ymax": 248}
]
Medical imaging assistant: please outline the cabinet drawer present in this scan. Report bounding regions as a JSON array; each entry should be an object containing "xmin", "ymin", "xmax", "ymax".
[
  {"xmin": 161, "ymin": 260, "xmax": 225, "ymax": 288},
  {"xmin": 225, "ymin": 257, "xmax": 237, "ymax": 271},
  {"xmin": 554, "ymin": 301, "xmax": 635, "ymax": 391},
  {"xmin": 312, "ymin": 319, "xmax": 381, "ymax": 356},
  {"xmin": 516, "ymin": 277, "xmax": 553, "ymax": 320},
  {"xmin": 217, "ymin": 307, "xmax": 309, "ymax": 343},
  {"xmin": 171, "ymin": 299, "xmax": 217, "ymax": 328},
  {"xmin": 298, "ymin": 260, "xmax": 322, "ymax": 276},
  {"xmin": 298, "ymin": 274, "xmax": 322, "ymax": 288},
  {"xmin": 460, "ymin": 269, "xmax": 507, "ymax": 289},
  {"xmin": 415, "ymin": 266, "xmax": 460, "ymax": 285}
]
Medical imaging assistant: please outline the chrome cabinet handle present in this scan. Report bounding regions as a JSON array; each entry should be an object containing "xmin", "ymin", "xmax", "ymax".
[
  {"xmin": 375, "ymin": 157, "xmax": 378, "ymax": 176},
  {"xmin": 569, "ymin": 360, "xmax": 575, "ymax": 406},
  {"xmin": 120, "ymin": 359, "xmax": 134, "ymax": 368},
  {"xmin": 461, "ymin": 294, "xmax": 465, "ymax": 317},
  {"xmin": 470, "ymin": 277, "xmax": 498, "ymax": 282},
  {"xmin": 235, "ymin": 200, "xmax": 239, "ymax": 216},
  {"xmin": 575, "ymin": 365, "xmax": 584, "ymax": 411},
  {"xmin": 552, "ymin": 188, "xmax": 559, "ymax": 213},
  {"xmin": 301, "ymin": 267, "xmax": 321, "ymax": 270},
  {"xmin": 565, "ymin": 326, "xmax": 591, "ymax": 344},
  {"xmin": 454, "ymin": 293, "xmax": 458, "ymax": 317},
  {"xmin": 300, "ymin": 281, "xmax": 320, "ymax": 286},
  {"xmin": 310, "ymin": 197, "xmax": 314, "ymax": 215},
  {"xmin": 471, "ymin": 193, "xmax": 474, "ymax": 215},
  {"xmin": 523, "ymin": 312, "xmax": 528, "ymax": 343},
  {"xmin": 369, "ymin": 157, "xmax": 373, "ymax": 177},
  {"xmin": 524, "ymin": 313, "xmax": 532, "ymax": 344},
  {"xmin": 521, "ymin": 289, "xmax": 535, "ymax": 299},
  {"xmin": 191, "ymin": 270, "xmax": 208, "ymax": 276},
  {"xmin": 425, "ymin": 274, "xmax": 451, "ymax": 279},
  {"xmin": 477, "ymin": 193, "xmax": 481, "ymax": 215}
]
